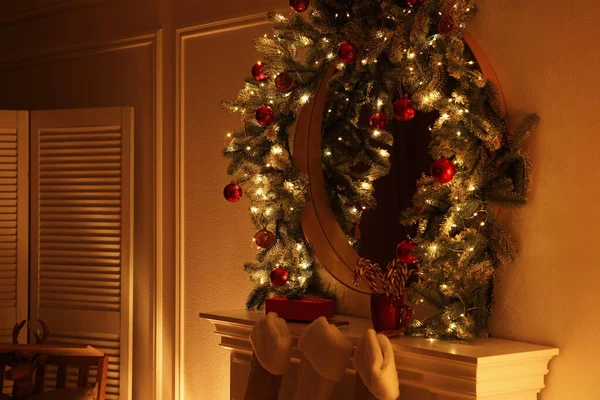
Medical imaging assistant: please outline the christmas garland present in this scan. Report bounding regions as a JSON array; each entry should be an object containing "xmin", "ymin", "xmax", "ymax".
[{"xmin": 222, "ymin": 0, "xmax": 537, "ymax": 339}]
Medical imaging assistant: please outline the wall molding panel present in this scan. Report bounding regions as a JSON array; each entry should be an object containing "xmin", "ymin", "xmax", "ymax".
[
  {"xmin": 0, "ymin": 33, "xmax": 157, "ymax": 69},
  {"xmin": 0, "ymin": 0, "xmax": 107, "ymax": 27},
  {"xmin": 175, "ymin": 12, "xmax": 272, "ymax": 400}
]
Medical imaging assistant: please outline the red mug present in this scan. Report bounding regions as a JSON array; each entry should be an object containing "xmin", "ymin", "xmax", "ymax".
[{"xmin": 370, "ymin": 295, "xmax": 413, "ymax": 333}]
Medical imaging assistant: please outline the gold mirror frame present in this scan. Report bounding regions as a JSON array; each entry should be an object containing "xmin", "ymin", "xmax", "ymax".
[{"xmin": 293, "ymin": 32, "xmax": 507, "ymax": 294}]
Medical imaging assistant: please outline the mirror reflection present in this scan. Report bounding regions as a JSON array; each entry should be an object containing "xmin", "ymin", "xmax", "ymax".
[
  {"xmin": 321, "ymin": 101, "xmax": 438, "ymax": 268},
  {"xmin": 356, "ymin": 111, "xmax": 437, "ymax": 266}
]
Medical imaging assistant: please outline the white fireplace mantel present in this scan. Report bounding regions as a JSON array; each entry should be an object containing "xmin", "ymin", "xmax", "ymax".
[{"xmin": 200, "ymin": 309, "xmax": 558, "ymax": 400}]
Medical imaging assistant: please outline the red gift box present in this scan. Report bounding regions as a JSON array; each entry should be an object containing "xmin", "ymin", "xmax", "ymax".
[{"xmin": 265, "ymin": 297, "xmax": 335, "ymax": 322}]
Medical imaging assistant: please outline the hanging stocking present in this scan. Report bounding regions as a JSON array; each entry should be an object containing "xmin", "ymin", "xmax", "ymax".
[
  {"xmin": 245, "ymin": 312, "xmax": 292, "ymax": 400},
  {"xmin": 353, "ymin": 329, "xmax": 399, "ymax": 400},
  {"xmin": 292, "ymin": 317, "xmax": 353, "ymax": 400}
]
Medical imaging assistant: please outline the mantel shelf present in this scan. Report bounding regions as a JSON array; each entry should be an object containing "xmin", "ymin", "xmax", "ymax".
[{"xmin": 200, "ymin": 309, "xmax": 558, "ymax": 400}]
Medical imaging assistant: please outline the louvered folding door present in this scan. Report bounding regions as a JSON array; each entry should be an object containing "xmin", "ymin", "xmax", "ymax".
[
  {"xmin": 0, "ymin": 111, "xmax": 28, "ymax": 345},
  {"xmin": 30, "ymin": 108, "xmax": 133, "ymax": 399}
]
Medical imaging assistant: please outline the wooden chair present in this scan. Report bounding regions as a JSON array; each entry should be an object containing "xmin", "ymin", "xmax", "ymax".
[{"xmin": 0, "ymin": 344, "xmax": 108, "ymax": 400}]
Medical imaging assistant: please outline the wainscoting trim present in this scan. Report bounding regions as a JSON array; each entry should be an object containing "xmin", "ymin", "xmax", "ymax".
[
  {"xmin": 175, "ymin": 11, "xmax": 271, "ymax": 399},
  {"xmin": 0, "ymin": 0, "xmax": 107, "ymax": 27}
]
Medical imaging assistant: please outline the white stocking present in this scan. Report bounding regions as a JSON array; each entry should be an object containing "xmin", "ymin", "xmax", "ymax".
[
  {"xmin": 353, "ymin": 329, "xmax": 399, "ymax": 400},
  {"xmin": 292, "ymin": 317, "xmax": 353, "ymax": 400},
  {"xmin": 245, "ymin": 312, "xmax": 292, "ymax": 400}
]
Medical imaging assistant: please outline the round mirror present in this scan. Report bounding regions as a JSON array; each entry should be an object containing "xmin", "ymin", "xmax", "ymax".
[{"xmin": 293, "ymin": 32, "xmax": 506, "ymax": 293}]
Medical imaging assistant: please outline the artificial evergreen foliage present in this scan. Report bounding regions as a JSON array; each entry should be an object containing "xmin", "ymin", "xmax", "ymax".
[{"xmin": 222, "ymin": 0, "xmax": 536, "ymax": 339}]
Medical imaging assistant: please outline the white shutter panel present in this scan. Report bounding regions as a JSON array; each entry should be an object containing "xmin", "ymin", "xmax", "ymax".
[
  {"xmin": 30, "ymin": 107, "xmax": 133, "ymax": 400},
  {"xmin": 0, "ymin": 110, "xmax": 28, "ymax": 345}
]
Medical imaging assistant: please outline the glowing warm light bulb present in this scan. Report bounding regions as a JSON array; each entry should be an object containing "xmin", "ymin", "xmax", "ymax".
[{"xmin": 271, "ymin": 146, "xmax": 283, "ymax": 154}]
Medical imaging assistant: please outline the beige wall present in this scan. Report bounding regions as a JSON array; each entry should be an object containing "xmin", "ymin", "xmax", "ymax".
[
  {"xmin": 470, "ymin": 1, "xmax": 600, "ymax": 399},
  {"xmin": 179, "ymin": 19, "xmax": 264, "ymax": 399},
  {"xmin": 0, "ymin": 0, "xmax": 599, "ymax": 399}
]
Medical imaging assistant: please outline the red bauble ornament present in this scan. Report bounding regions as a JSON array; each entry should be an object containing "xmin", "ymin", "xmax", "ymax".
[
  {"xmin": 255, "ymin": 105, "xmax": 275, "ymax": 126},
  {"xmin": 338, "ymin": 41, "xmax": 358, "ymax": 64},
  {"xmin": 275, "ymin": 72, "xmax": 294, "ymax": 92},
  {"xmin": 270, "ymin": 267, "xmax": 289, "ymax": 287},
  {"xmin": 255, "ymin": 229, "xmax": 276, "ymax": 249},
  {"xmin": 396, "ymin": 240, "xmax": 418, "ymax": 264},
  {"xmin": 405, "ymin": 0, "xmax": 423, "ymax": 6},
  {"xmin": 438, "ymin": 15, "xmax": 456, "ymax": 35},
  {"xmin": 431, "ymin": 159, "xmax": 456, "ymax": 183},
  {"xmin": 369, "ymin": 113, "xmax": 388, "ymax": 129},
  {"xmin": 251, "ymin": 62, "xmax": 269, "ymax": 81},
  {"xmin": 223, "ymin": 183, "xmax": 243, "ymax": 202},
  {"xmin": 393, "ymin": 99, "xmax": 416, "ymax": 121},
  {"xmin": 290, "ymin": 0, "xmax": 309, "ymax": 12}
]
